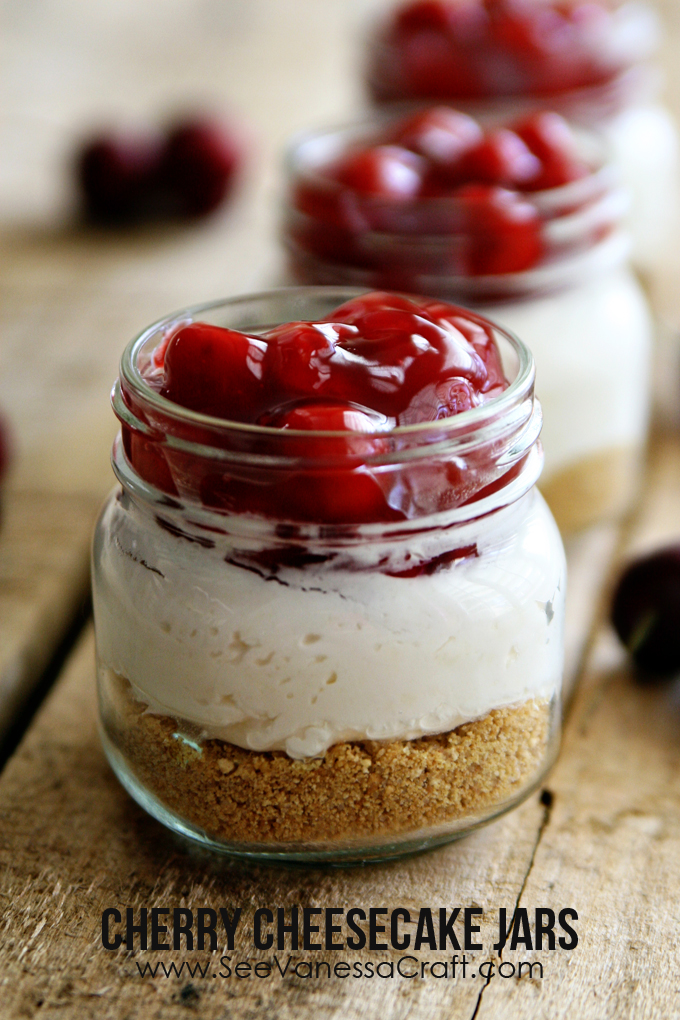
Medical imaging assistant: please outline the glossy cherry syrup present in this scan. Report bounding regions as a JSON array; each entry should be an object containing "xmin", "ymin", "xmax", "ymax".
[{"xmin": 124, "ymin": 292, "xmax": 512, "ymax": 527}]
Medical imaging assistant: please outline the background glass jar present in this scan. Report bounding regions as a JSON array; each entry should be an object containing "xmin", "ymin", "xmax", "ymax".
[
  {"xmin": 283, "ymin": 124, "xmax": 653, "ymax": 533},
  {"xmin": 365, "ymin": 0, "xmax": 679, "ymax": 272},
  {"xmin": 92, "ymin": 287, "xmax": 565, "ymax": 863}
]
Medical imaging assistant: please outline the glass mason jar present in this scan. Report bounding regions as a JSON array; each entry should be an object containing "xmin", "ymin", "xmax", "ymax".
[
  {"xmin": 284, "ymin": 125, "xmax": 653, "ymax": 533},
  {"xmin": 92, "ymin": 287, "xmax": 565, "ymax": 863},
  {"xmin": 365, "ymin": 1, "xmax": 679, "ymax": 272}
]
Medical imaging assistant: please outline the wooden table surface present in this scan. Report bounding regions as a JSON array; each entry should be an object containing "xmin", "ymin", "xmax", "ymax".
[{"xmin": 2, "ymin": 1, "xmax": 680, "ymax": 1017}]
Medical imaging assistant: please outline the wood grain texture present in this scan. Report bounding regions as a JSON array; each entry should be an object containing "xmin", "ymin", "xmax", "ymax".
[
  {"xmin": 561, "ymin": 524, "xmax": 621, "ymax": 702},
  {"xmin": 475, "ymin": 432, "xmax": 680, "ymax": 1019},
  {"xmin": 0, "ymin": 487, "xmax": 99, "ymax": 740}
]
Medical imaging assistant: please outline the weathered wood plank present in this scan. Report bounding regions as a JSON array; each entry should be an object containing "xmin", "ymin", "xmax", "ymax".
[
  {"xmin": 475, "ymin": 431, "xmax": 680, "ymax": 1019},
  {"xmin": 0, "ymin": 487, "xmax": 99, "ymax": 742},
  {"xmin": 562, "ymin": 524, "xmax": 621, "ymax": 702}
]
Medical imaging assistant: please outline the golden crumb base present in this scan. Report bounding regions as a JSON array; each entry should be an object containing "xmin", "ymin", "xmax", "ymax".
[
  {"xmin": 540, "ymin": 445, "xmax": 641, "ymax": 534},
  {"xmin": 104, "ymin": 674, "xmax": 552, "ymax": 846}
]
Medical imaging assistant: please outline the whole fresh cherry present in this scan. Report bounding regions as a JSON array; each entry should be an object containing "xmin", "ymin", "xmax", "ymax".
[
  {"xmin": 460, "ymin": 129, "xmax": 541, "ymax": 188},
  {"xmin": 611, "ymin": 547, "xmax": 680, "ymax": 676},
  {"xmin": 513, "ymin": 112, "xmax": 588, "ymax": 190},
  {"xmin": 333, "ymin": 145, "xmax": 424, "ymax": 199},
  {"xmin": 388, "ymin": 107, "xmax": 482, "ymax": 180},
  {"xmin": 160, "ymin": 118, "xmax": 242, "ymax": 216},
  {"xmin": 77, "ymin": 116, "xmax": 242, "ymax": 223},
  {"xmin": 78, "ymin": 134, "xmax": 161, "ymax": 223}
]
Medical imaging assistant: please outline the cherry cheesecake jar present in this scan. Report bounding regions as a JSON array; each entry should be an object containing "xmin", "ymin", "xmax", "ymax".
[
  {"xmin": 365, "ymin": 0, "xmax": 679, "ymax": 272},
  {"xmin": 284, "ymin": 108, "xmax": 653, "ymax": 533},
  {"xmin": 92, "ymin": 287, "xmax": 565, "ymax": 862}
]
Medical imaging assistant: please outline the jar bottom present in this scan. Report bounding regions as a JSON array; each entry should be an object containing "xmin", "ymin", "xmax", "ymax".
[
  {"xmin": 540, "ymin": 444, "xmax": 642, "ymax": 533},
  {"xmin": 98, "ymin": 667, "xmax": 559, "ymax": 864}
]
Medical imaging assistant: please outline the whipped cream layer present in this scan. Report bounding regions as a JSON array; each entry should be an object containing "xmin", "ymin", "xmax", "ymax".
[
  {"xmin": 481, "ymin": 258, "xmax": 652, "ymax": 484},
  {"xmin": 94, "ymin": 486, "xmax": 564, "ymax": 759}
]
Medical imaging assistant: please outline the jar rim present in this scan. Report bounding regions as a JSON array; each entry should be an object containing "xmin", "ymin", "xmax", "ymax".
[{"xmin": 116, "ymin": 285, "xmax": 536, "ymax": 451}]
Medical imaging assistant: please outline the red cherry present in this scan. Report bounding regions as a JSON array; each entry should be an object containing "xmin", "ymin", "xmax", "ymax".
[
  {"xmin": 460, "ymin": 129, "xmax": 542, "ymax": 188},
  {"xmin": 267, "ymin": 400, "xmax": 389, "ymax": 440},
  {"xmin": 322, "ymin": 291, "xmax": 423, "ymax": 324},
  {"xmin": 389, "ymin": 107, "xmax": 482, "ymax": 177},
  {"xmin": 454, "ymin": 183, "xmax": 543, "ymax": 274},
  {"xmin": 419, "ymin": 303, "xmax": 508, "ymax": 392},
  {"xmin": 611, "ymin": 547, "xmax": 680, "ymax": 677},
  {"xmin": 371, "ymin": 0, "xmax": 622, "ymax": 102},
  {"xmin": 334, "ymin": 306, "xmax": 487, "ymax": 419},
  {"xmin": 160, "ymin": 118, "xmax": 241, "ymax": 216},
  {"xmin": 333, "ymin": 146, "xmax": 425, "ymax": 199},
  {"xmin": 162, "ymin": 322, "xmax": 266, "ymax": 421},
  {"xmin": 395, "ymin": 0, "xmax": 456, "ymax": 33},
  {"xmin": 123, "ymin": 426, "xmax": 178, "ymax": 495},
  {"xmin": 513, "ymin": 112, "xmax": 589, "ymax": 190},
  {"xmin": 258, "ymin": 400, "xmax": 394, "ymax": 523},
  {"xmin": 77, "ymin": 134, "xmax": 161, "ymax": 222},
  {"xmin": 262, "ymin": 320, "xmax": 356, "ymax": 399},
  {"xmin": 142, "ymin": 293, "xmax": 512, "ymax": 523}
]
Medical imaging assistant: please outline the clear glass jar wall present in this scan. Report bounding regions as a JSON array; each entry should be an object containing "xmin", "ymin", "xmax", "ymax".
[{"xmin": 92, "ymin": 288, "xmax": 565, "ymax": 863}]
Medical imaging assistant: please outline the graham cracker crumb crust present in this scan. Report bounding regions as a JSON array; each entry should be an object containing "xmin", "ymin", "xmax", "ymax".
[
  {"xmin": 104, "ymin": 672, "xmax": 552, "ymax": 845},
  {"xmin": 540, "ymin": 444, "xmax": 640, "ymax": 533}
]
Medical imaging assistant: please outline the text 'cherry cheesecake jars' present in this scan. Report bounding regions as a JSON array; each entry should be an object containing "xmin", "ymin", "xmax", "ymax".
[
  {"xmin": 284, "ymin": 108, "xmax": 653, "ymax": 533},
  {"xmin": 92, "ymin": 288, "xmax": 565, "ymax": 863},
  {"xmin": 365, "ymin": 0, "xmax": 679, "ymax": 272}
]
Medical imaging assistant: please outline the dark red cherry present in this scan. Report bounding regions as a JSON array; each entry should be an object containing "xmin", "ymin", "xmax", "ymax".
[
  {"xmin": 513, "ymin": 112, "xmax": 589, "ymax": 190},
  {"xmin": 389, "ymin": 107, "xmax": 482, "ymax": 176},
  {"xmin": 162, "ymin": 322, "xmax": 266, "ymax": 421},
  {"xmin": 123, "ymin": 426, "xmax": 178, "ymax": 495},
  {"xmin": 330, "ymin": 308, "xmax": 486, "ymax": 418},
  {"xmin": 160, "ymin": 118, "xmax": 241, "ymax": 216},
  {"xmin": 395, "ymin": 0, "xmax": 455, "ymax": 33},
  {"xmin": 262, "ymin": 321, "xmax": 355, "ymax": 399},
  {"xmin": 267, "ymin": 400, "xmax": 389, "ymax": 440},
  {"xmin": 371, "ymin": 0, "xmax": 623, "ymax": 102},
  {"xmin": 611, "ymin": 547, "xmax": 680, "ymax": 677},
  {"xmin": 260, "ymin": 400, "xmax": 394, "ymax": 523},
  {"xmin": 78, "ymin": 134, "xmax": 161, "ymax": 222},
  {"xmin": 460, "ymin": 129, "xmax": 542, "ymax": 188},
  {"xmin": 138, "ymin": 293, "xmax": 511, "ymax": 523},
  {"xmin": 419, "ymin": 303, "xmax": 507, "ymax": 392},
  {"xmin": 454, "ymin": 183, "xmax": 543, "ymax": 274},
  {"xmin": 323, "ymin": 291, "xmax": 424, "ymax": 324},
  {"xmin": 333, "ymin": 146, "xmax": 425, "ymax": 199}
]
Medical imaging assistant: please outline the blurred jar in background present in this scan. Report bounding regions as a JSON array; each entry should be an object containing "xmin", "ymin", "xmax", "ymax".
[
  {"xmin": 283, "ymin": 109, "xmax": 654, "ymax": 533},
  {"xmin": 366, "ymin": 0, "xmax": 679, "ymax": 273}
]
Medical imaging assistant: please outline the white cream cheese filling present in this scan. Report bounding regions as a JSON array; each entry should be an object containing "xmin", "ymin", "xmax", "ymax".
[
  {"xmin": 481, "ymin": 261, "xmax": 652, "ymax": 484},
  {"xmin": 94, "ymin": 488, "xmax": 565, "ymax": 759}
]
